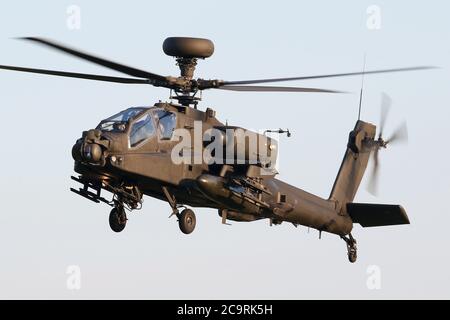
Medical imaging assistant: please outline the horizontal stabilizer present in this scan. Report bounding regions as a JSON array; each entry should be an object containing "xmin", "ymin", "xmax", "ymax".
[{"xmin": 347, "ymin": 203, "xmax": 410, "ymax": 227}]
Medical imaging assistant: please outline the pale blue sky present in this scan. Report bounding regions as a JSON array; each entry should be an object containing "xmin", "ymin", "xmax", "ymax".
[{"xmin": 0, "ymin": 0, "xmax": 448, "ymax": 299}]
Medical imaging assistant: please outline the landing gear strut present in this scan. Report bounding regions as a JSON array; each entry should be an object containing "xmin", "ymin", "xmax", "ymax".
[
  {"xmin": 162, "ymin": 186, "xmax": 197, "ymax": 234},
  {"xmin": 342, "ymin": 234, "xmax": 357, "ymax": 263},
  {"xmin": 107, "ymin": 184, "xmax": 142, "ymax": 233},
  {"xmin": 70, "ymin": 176, "xmax": 143, "ymax": 233}
]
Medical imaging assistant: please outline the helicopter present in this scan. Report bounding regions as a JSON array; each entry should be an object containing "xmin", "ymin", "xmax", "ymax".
[{"xmin": 0, "ymin": 37, "xmax": 429, "ymax": 262}]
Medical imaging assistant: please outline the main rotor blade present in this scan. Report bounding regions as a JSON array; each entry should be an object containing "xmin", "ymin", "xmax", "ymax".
[
  {"xmin": 367, "ymin": 148, "xmax": 380, "ymax": 196},
  {"xmin": 221, "ymin": 66, "xmax": 437, "ymax": 86},
  {"xmin": 217, "ymin": 85, "xmax": 345, "ymax": 93},
  {"xmin": 19, "ymin": 37, "xmax": 167, "ymax": 82},
  {"xmin": 379, "ymin": 92, "xmax": 392, "ymax": 138},
  {"xmin": 386, "ymin": 121, "xmax": 408, "ymax": 145},
  {"xmin": 0, "ymin": 64, "xmax": 149, "ymax": 84}
]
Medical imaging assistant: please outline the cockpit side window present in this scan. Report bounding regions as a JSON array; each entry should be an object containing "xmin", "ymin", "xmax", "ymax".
[
  {"xmin": 154, "ymin": 109, "xmax": 177, "ymax": 140},
  {"xmin": 129, "ymin": 112, "xmax": 155, "ymax": 147}
]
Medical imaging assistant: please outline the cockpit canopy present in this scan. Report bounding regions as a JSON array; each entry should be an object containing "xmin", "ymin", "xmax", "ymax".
[
  {"xmin": 98, "ymin": 107, "xmax": 146, "ymax": 133},
  {"xmin": 96, "ymin": 107, "xmax": 177, "ymax": 148}
]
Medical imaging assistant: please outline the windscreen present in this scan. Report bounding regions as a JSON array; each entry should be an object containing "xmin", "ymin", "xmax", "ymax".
[{"xmin": 98, "ymin": 107, "xmax": 146, "ymax": 132}]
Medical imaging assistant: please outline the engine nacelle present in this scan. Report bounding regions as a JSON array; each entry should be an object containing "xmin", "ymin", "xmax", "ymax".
[{"xmin": 204, "ymin": 126, "xmax": 278, "ymax": 167}]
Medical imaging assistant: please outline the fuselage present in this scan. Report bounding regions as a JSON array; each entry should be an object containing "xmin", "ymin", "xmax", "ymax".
[{"xmin": 72, "ymin": 102, "xmax": 353, "ymax": 237}]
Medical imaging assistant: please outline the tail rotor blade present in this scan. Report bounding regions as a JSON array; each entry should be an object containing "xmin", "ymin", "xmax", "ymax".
[
  {"xmin": 368, "ymin": 93, "xmax": 408, "ymax": 196},
  {"xmin": 367, "ymin": 148, "xmax": 380, "ymax": 196},
  {"xmin": 386, "ymin": 121, "xmax": 408, "ymax": 145}
]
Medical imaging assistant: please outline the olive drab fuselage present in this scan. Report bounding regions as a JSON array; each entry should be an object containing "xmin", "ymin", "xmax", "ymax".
[{"xmin": 72, "ymin": 102, "xmax": 359, "ymax": 236}]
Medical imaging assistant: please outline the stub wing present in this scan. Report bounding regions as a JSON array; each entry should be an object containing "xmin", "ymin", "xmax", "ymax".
[{"xmin": 347, "ymin": 203, "xmax": 410, "ymax": 227}]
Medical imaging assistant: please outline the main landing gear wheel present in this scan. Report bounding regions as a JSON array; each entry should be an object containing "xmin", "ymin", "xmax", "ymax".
[
  {"xmin": 109, "ymin": 206, "xmax": 127, "ymax": 233},
  {"xmin": 178, "ymin": 209, "xmax": 196, "ymax": 234}
]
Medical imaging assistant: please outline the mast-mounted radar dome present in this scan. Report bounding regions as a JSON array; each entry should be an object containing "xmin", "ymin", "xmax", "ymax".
[{"xmin": 163, "ymin": 37, "xmax": 214, "ymax": 59}]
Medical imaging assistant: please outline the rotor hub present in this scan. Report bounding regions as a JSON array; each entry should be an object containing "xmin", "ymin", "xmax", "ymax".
[
  {"xmin": 176, "ymin": 57, "xmax": 198, "ymax": 79},
  {"xmin": 376, "ymin": 136, "xmax": 387, "ymax": 148}
]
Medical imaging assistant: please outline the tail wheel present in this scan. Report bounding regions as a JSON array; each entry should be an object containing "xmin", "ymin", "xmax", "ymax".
[
  {"xmin": 346, "ymin": 238, "xmax": 357, "ymax": 263},
  {"xmin": 342, "ymin": 234, "xmax": 358, "ymax": 263},
  {"xmin": 348, "ymin": 247, "xmax": 357, "ymax": 263},
  {"xmin": 109, "ymin": 206, "xmax": 127, "ymax": 232},
  {"xmin": 178, "ymin": 209, "xmax": 196, "ymax": 234}
]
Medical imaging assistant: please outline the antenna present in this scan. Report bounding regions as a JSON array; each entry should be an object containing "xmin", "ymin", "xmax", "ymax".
[{"xmin": 358, "ymin": 54, "xmax": 367, "ymax": 120}]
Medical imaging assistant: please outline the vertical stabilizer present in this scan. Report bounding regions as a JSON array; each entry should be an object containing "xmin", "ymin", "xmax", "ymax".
[{"xmin": 329, "ymin": 120, "xmax": 376, "ymax": 209}]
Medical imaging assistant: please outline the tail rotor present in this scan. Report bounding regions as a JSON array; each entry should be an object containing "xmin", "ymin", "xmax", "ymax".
[{"xmin": 367, "ymin": 93, "xmax": 408, "ymax": 196}]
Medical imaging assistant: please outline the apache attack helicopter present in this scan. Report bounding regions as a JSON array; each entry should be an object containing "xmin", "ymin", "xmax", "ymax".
[{"xmin": 0, "ymin": 37, "xmax": 430, "ymax": 262}]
